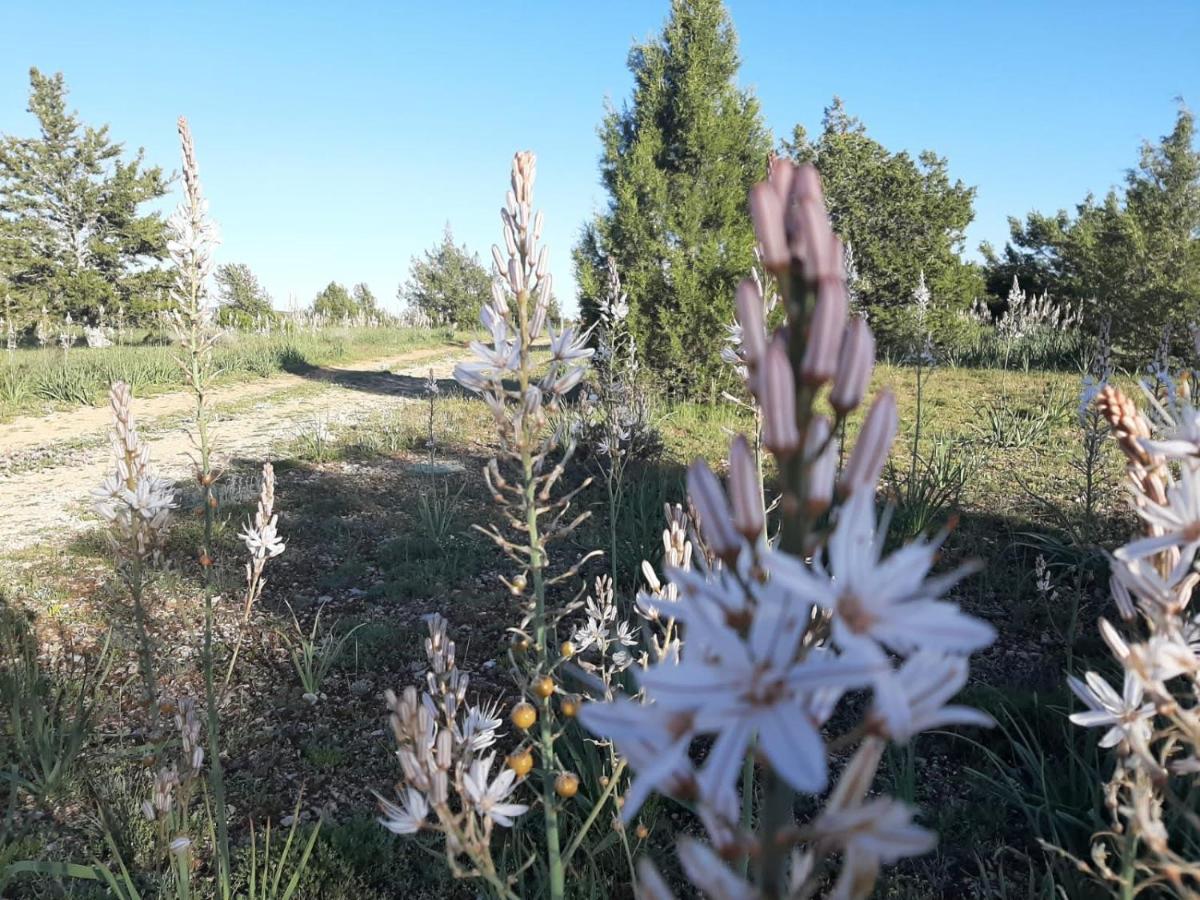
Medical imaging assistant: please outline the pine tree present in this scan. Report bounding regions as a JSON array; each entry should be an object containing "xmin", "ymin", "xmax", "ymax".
[
  {"xmin": 983, "ymin": 105, "xmax": 1200, "ymax": 356},
  {"xmin": 573, "ymin": 0, "xmax": 771, "ymax": 391},
  {"xmin": 311, "ymin": 281, "xmax": 357, "ymax": 320},
  {"xmin": 0, "ymin": 68, "xmax": 169, "ymax": 322},
  {"xmin": 215, "ymin": 262, "xmax": 274, "ymax": 328},
  {"xmin": 782, "ymin": 98, "xmax": 980, "ymax": 322},
  {"xmin": 351, "ymin": 282, "xmax": 378, "ymax": 317},
  {"xmin": 400, "ymin": 224, "xmax": 492, "ymax": 327}
]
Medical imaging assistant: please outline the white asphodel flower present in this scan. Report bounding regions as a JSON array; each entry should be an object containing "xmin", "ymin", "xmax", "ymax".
[
  {"xmin": 463, "ymin": 753, "xmax": 528, "ymax": 827},
  {"xmin": 1067, "ymin": 670, "xmax": 1156, "ymax": 748},
  {"xmin": 1115, "ymin": 462, "xmax": 1200, "ymax": 564},
  {"xmin": 241, "ymin": 516, "xmax": 285, "ymax": 559},
  {"xmin": 869, "ymin": 652, "xmax": 994, "ymax": 743},
  {"xmin": 577, "ymin": 696, "xmax": 694, "ymax": 822},
  {"xmin": 815, "ymin": 797, "xmax": 936, "ymax": 900},
  {"xmin": 375, "ymin": 787, "xmax": 429, "ymax": 835},
  {"xmin": 637, "ymin": 581, "xmax": 881, "ymax": 799},
  {"xmin": 458, "ymin": 702, "xmax": 503, "ymax": 752},
  {"xmin": 768, "ymin": 489, "xmax": 995, "ymax": 658}
]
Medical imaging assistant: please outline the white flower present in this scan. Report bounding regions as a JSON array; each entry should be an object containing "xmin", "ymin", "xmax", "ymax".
[
  {"xmin": 577, "ymin": 696, "xmax": 695, "ymax": 821},
  {"xmin": 768, "ymin": 489, "xmax": 994, "ymax": 658},
  {"xmin": 1067, "ymin": 671, "xmax": 1155, "ymax": 748},
  {"xmin": 870, "ymin": 652, "xmax": 994, "ymax": 743},
  {"xmin": 375, "ymin": 787, "xmax": 429, "ymax": 834},
  {"xmin": 241, "ymin": 516, "xmax": 284, "ymax": 559},
  {"xmin": 676, "ymin": 837, "xmax": 757, "ymax": 900},
  {"xmin": 815, "ymin": 797, "xmax": 936, "ymax": 900},
  {"xmin": 463, "ymin": 753, "xmax": 528, "ymax": 827},
  {"xmin": 549, "ymin": 324, "xmax": 594, "ymax": 364},
  {"xmin": 1115, "ymin": 463, "xmax": 1200, "ymax": 565},
  {"xmin": 637, "ymin": 579, "xmax": 880, "ymax": 799},
  {"xmin": 459, "ymin": 702, "xmax": 503, "ymax": 752}
]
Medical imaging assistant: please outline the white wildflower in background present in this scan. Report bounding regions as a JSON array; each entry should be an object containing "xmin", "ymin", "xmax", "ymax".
[
  {"xmin": 1061, "ymin": 375, "xmax": 1200, "ymax": 893},
  {"xmin": 93, "ymin": 382, "xmax": 176, "ymax": 564}
]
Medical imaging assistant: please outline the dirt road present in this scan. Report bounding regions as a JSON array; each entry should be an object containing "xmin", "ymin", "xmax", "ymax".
[{"xmin": 0, "ymin": 344, "xmax": 466, "ymax": 551}]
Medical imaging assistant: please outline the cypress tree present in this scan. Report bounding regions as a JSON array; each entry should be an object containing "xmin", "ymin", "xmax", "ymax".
[{"xmin": 574, "ymin": 0, "xmax": 771, "ymax": 392}]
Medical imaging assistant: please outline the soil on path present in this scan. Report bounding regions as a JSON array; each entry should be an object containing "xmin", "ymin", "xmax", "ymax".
[{"xmin": 0, "ymin": 343, "xmax": 467, "ymax": 551}]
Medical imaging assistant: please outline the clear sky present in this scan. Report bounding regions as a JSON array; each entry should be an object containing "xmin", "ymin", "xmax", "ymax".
[{"xmin": 1, "ymin": 1, "xmax": 1197, "ymax": 315}]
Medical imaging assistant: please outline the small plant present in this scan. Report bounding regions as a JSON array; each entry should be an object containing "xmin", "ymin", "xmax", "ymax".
[
  {"xmin": 0, "ymin": 605, "xmax": 112, "ymax": 804},
  {"xmin": 243, "ymin": 800, "xmax": 323, "ymax": 900},
  {"xmin": 283, "ymin": 602, "xmax": 365, "ymax": 702},
  {"xmin": 974, "ymin": 392, "xmax": 1066, "ymax": 449},
  {"xmin": 416, "ymin": 478, "xmax": 464, "ymax": 545}
]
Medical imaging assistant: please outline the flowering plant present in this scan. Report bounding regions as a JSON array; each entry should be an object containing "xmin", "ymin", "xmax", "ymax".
[{"xmin": 579, "ymin": 159, "xmax": 997, "ymax": 899}]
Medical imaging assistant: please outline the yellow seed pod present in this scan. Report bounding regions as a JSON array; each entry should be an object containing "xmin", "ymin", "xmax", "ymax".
[
  {"xmin": 510, "ymin": 701, "xmax": 537, "ymax": 730},
  {"xmin": 554, "ymin": 772, "xmax": 580, "ymax": 798},
  {"xmin": 560, "ymin": 640, "xmax": 575, "ymax": 659},
  {"xmin": 533, "ymin": 675, "xmax": 555, "ymax": 699},
  {"xmin": 506, "ymin": 750, "xmax": 534, "ymax": 777},
  {"xmin": 512, "ymin": 635, "xmax": 531, "ymax": 653},
  {"xmin": 635, "ymin": 823, "xmax": 649, "ymax": 840},
  {"xmin": 559, "ymin": 695, "xmax": 580, "ymax": 718}
]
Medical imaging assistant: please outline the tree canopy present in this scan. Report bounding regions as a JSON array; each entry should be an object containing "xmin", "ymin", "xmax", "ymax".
[
  {"xmin": 400, "ymin": 224, "xmax": 491, "ymax": 327},
  {"xmin": 214, "ymin": 262, "xmax": 274, "ymax": 328},
  {"xmin": 981, "ymin": 105, "xmax": 1200, "ymax": 356},
  {"xmin": 0, "ymin": 68, "xmax": 169, "ymax": 323},
  {"xmin": 782, "ymin": 98, "xmax": 981, "ymax": 325},
  {"xmin": 573, "ymin": 0, "xmax": 771, "ymax": 391}
]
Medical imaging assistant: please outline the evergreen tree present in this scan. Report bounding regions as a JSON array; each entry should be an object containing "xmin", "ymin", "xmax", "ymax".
[
  {"xmin": 0, "ymin": 68, "xmax": 169, "ymax": 322},
  {"xmin": 214, "ymin": 262, "xmax": 274, "ymax": 328},
  {"xmin": 983, "ymin": 105, "xmax": 1200, "ymax": 356},
  {"xmin": 400, "ymin": 224, "xmax": 491, "ymax": 327},
  {"xmin": 351, "ymin": 282, "xmax": 378, "ymax": 316},
  {"xmin": 311, "ymin": 281, "xmax": 357, "ymax": 319},
  {"xmin": 782, "ymin": 98, "xmax": 980, "ymax": 324},
  {"xmin": 573, "ymin": 0, "xmax": 771, "ymax": 391}
]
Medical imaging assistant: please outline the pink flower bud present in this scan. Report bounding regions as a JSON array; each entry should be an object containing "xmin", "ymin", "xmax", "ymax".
[
  {"xmin": 800, "ymin": 278, "xmax": 847, "ymax": 385},
  {"xmin": 687, "ymin": 459, "xmax": 740, "ymax": 563},
  {"xmin": 727, "ymin": 435, "xmax": 763, "ymax": 541},
  {"xmin": 830, "ymin": 318, "xmax": 875, "ymax": 413},
  {"xmin": 491, "ymin": 245, "xmax": 507, "ymax": 276},
  {"xmin": 735, "ymin": 279, "xmax": 767, "ymax": 368},
  {"xmin": 761, "ymin": 339, "xmax": 800, "ymax": 457},
  {"xmin": 768, "ymin": 156, "xmax": 795, "ymax": 203},
  {"xmin": 841, "ymin": 390, "xmax": 897, "ymax": 495},
  {"xmin": 508, "ymin": 257, "xmax": 524, "ymax": 294},
  {"xmin": 749, "ymin": 183, "xmax": 789, "ymax": 273},
  {"xmin": 805, "ymin": 415, "xmax": 837, "ymax": 516}
]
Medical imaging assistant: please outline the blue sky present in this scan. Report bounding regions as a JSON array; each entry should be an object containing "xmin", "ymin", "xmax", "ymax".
[{"xmin": 1, "ymin": 1, "xmax": 1197, "ymax": 314}]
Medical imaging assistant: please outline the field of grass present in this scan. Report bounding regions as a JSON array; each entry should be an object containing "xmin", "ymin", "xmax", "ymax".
[
  {"xmin": 0, "ymin": 325, "xmax": 458, "ymax": 419},
  {"xmin": 0, "ymin": 344, "xmax": 1147, "ymax": 898}
]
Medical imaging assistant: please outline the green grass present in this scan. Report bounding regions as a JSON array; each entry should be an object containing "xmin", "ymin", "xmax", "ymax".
[{"xmin": 0, "ymin": 325, "xmax": 458, "ymax": 419}]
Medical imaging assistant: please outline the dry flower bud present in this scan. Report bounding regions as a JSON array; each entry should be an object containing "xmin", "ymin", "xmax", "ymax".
[{"xmin": 830, "ymin": 317, "xmax": 875, "ymax": 413}]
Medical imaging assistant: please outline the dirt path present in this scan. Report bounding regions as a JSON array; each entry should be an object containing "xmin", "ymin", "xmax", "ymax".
[{"xmin": 0, "ymin": 344, "xmax": 467, "ymax": 551}]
